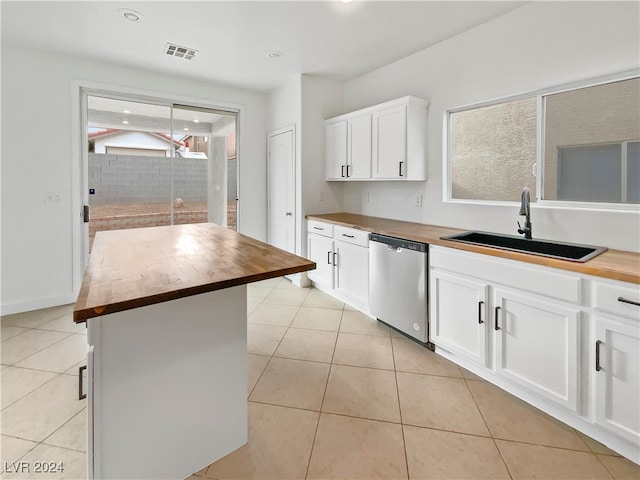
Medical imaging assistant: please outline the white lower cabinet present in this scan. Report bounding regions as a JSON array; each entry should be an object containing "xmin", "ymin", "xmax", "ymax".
[
  {"xmin": 430, "ymin": 245, "xmax": 640, "ymax": 462},
  {"xmin": 334, "ymin": 239, "xmax": 369, "ymax": 306},
  {"xmin": 307, "ymin": 233, "xmax": 334, "ymax": 287},
  {"xmin": 430, "ymin": 269, "xmax": 488, "ymax": 366},
  {"xmin": 493, "ymin": 288, "xmax": 580, "ymax": 411},
  {"xmin": 307, "ymin": 221, "xmax": 369, "ymax": 310},
  {"xmin": 594, "ymin": 315, "xmax": 640, "ymax": 444}
]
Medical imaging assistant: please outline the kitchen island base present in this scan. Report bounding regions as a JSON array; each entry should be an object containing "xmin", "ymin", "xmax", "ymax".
[{"xmin": 87, "ymin": 285, "xmax": 247, "ymax": 480}]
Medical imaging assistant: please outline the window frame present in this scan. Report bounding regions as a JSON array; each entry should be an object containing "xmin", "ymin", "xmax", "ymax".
[{"xmin": 444, "ymin": 69, "xmax": 640, "ymax": 211}]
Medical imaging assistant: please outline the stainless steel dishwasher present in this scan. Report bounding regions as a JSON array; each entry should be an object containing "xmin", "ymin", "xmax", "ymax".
[{"xmin": 369, "ymin": 233, "xmax": 434, "ymax": 349}]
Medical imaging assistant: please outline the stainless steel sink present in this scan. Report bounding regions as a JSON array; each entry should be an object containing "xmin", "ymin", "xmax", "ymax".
[{"xmin": 442, "ymin": 231, "xmax": 607, "ymax": 262}]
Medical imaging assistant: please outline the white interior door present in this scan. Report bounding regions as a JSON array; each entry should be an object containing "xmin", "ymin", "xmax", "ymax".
[{"xmin": 268, "ymin": 127, "xmax": 295, "ymax": 253}]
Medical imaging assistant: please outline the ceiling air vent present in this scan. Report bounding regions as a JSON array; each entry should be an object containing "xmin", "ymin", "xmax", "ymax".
[{"xmin": 165, "ymin": 43, "xmax": 198, "ymax": 60}]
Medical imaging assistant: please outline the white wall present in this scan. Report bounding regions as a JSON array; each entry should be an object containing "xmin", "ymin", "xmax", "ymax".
[
  {"xmin": 266, "ymin": 76, "xmax": 302, "ymax": 253},
  {"xmin": 266, "ymin": 75, "xmax": 344, "ymax": 257},
  {"xmin": 1, "ymin": 45, "xmax": 267, "ymax": 314},
  {"xmin": 300, "ymin": 75, "xmax": 344, "ymax": 256},
  {"xmin": 340, "ymin": 1, "xmax": 640, "ymax": 252}
]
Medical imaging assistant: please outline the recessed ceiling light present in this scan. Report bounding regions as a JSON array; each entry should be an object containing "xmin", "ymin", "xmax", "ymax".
[
  {"xmin": 118, "ymin": 8, "xmax": 143, "ymax": 22},
  {"xmin": 123, "ymin": 110, "xmax": 131, "ymax": 114},
  {"xmin": 268, "ymin": 51, "xmax": 283, "ymax": 59},
  {"xmin": 122, "ymin": 120, "xmax": 129, "ymax": 124},
  {"xmin": 184, "ymin": 127, "xmax": 189, "ymax": 131},
  {"xmin": 193, "ymin": 119, "xmax": 200, "ymax": 123}
]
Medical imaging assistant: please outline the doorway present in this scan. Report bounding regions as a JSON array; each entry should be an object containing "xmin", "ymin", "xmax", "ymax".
[
  {"xmin": 83, "ymin": 93, "xmax": 238, "ymax": 257},
  {"xmin": 267, "ymin": 126, "xmax": 295, "ymax": 254}
]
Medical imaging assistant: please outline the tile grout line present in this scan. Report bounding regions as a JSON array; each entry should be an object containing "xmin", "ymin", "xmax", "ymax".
[
  {"xmin": 247, "ymin": 291, "xmax": 302, "ymax": 399},
  {"xmin": 463, "ymin": 375, "xmax": 514, "ymax": 480},
  {"xmin": 2, "ymin": 329, "xmax": 76, "ymax": 369},
  {"xmin": 390, "ymin": 335, "xmax": 411, "ymax": 480},
  {"xmin": 303, "ymin": 305, "xmax": 343, "ymax": 480},
  {"xmin": 39, "ymin": 407, "xmax": 88, "ymax": 454}
]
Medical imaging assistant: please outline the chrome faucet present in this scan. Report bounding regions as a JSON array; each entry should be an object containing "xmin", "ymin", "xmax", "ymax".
[{"xmin": 517, "ymin": 187, "xmax": 532, "ymax": 239}]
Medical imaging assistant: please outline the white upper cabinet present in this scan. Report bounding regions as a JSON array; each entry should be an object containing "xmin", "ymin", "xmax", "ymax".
[
  {"xmin": 325, "ymin": 96, "xmax": 428, "ymax": 181},
  {"xmin": 348, "ymin": 113, "xmax": 372, "ymax": 179},
  {"xmin": 326, "ymin": 120, "xmax": 348, "ymax": 180}
]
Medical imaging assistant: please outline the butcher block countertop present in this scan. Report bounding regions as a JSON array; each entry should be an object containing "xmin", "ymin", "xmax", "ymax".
[
  {"xmin": 307, "ymin": 213, "xmax": 640, "ymax": 284},
  {"xmin": 74, "ymin": 223, "xmax": 315, "ymax": 323}
]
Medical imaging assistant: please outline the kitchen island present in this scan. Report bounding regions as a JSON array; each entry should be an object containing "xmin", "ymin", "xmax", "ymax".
[{"xmin": 74, "ymin": 223, "xmax": 315, "ymax": 480}]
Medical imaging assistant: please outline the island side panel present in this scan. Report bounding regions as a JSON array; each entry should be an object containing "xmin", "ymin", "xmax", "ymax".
[{"xmin": 87, "ymin": 286, "xmax": 248, "ymax": 480}]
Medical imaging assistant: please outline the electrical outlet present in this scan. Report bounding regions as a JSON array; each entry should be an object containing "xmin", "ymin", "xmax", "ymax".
[
  {"xmin": 415, "ymin": 194, "xmax": 422, "ymax": 207},
  {"xmin": 46, "ymin": 193, "xmax": 61, "ymax": 203}
]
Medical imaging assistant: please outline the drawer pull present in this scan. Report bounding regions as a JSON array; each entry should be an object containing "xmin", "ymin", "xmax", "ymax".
[
  {"xmin": 342, "ymin": 234, "xmax": 355, "ymax": 238},
  {"xmin": 79, "ymin": 365, "xmax": 87, "ymax": 400},
  {"xmin": 494, "ymin": 306, "xmax": 501, "ymax": 330},
  {"xmin": 478, "ymin": 301, "xmax": 484, "ymax": 324},
  {"xmin": 617, "ymin": 296, "xmax": 640, "ymax": 307},
  {"xmin": 313, "ymin": 226, "xmax": 324, "ymax": 231},
  {"xmin": 595, "ymin": 340, "xmax": 603, "ymax": 372}
]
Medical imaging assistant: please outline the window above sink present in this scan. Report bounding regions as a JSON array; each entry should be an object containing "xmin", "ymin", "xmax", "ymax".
[{"xmin": 446, "ymin": 73, "xmax": 640, "ymax": 210}]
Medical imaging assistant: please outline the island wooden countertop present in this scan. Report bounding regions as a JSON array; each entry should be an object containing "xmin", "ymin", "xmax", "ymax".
[
  {"xmin": 74, "ymin": 223, "xmax": 315, "ymax": 323},
  {"xmin": 307, "ymin": 212, "xmax": 640, "ymax": 284}
]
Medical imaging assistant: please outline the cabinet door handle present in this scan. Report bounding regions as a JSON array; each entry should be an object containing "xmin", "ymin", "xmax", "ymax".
[
  {"xmin": 333, "ymin": 252, "xmax": 338, "ymax": 267},
  {"xmin": 327, "ymin": 251, "xmax": 332, "ymax": 264},
  {"xmin": 595, "ymin": 340, "xmax": 602, "ymax": 372},
  {"xmin": 78, "ymin": 365, "xmax": 87, "ymax": 400},
  {"xmin": 346, "ymin": 164, "xmax": 351, "ymax": 177},
  {"xmin": 618, "ymin": 296, "xmax": 640, "ymax": 307},
  {"xmin": 399, "ymin": 161, "xmax": 404, "ymax": 177},
  {"xmin": 341, "ymin": 165, "xmax": 345, "ymax": 178},
  {"xmin": 313, "ymin": 226, "xmax": 324, "ymax": 231},
  {"xmin": 494, "ymin": 306, "xmax": 501, "ymax": 330},
  {"xmin": 342, "ymin": 233, "xmax": 355, "ymax": 238},
  {"xmin": 478, "ymin": 301, "xmax": 485, "ymax": 324}
]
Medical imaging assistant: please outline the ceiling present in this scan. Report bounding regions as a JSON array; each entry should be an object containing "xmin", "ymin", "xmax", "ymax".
[{"xmin": 1, "ymin": 1, "xmax": 525, "ymax": 93}]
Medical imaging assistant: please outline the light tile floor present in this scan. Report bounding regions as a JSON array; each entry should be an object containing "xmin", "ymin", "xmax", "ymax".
[{"xmin": 2, "ymin": 278, "xmax": 639, "ymax": 480}]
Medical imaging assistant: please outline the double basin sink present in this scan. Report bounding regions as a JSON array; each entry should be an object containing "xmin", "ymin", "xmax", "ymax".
[{"xmin": 442, "ymin": 231, "xmax": 607, "ymax": 263}]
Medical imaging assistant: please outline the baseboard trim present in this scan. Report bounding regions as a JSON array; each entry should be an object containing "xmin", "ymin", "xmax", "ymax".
[{"xmin": 1, "ymin": 293, "xmax": 76, "ymax": 316}]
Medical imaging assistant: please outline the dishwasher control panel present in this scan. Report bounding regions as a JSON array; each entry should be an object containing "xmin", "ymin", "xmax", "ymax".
[{"xmin": 369, "ymin": 233, "xmax": 427, "ymax": 252}]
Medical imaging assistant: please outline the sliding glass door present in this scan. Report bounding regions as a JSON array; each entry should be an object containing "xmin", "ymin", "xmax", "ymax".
[{"xmin": 84, "ymin": 93, "xmax": 238, "ymax": 255}]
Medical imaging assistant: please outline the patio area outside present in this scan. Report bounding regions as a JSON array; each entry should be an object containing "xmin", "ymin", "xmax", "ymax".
[{"xmin": 89, "ymin": 201, "xmax": 237, "ymax": 250}]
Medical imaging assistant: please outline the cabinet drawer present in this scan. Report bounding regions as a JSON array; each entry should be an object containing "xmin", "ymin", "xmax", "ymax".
[
  {"xmin": 307, "ymin": 220, "xmax": 333, "ymax": 238},
  {"xmin": 334, "ymin": 226, "xmax": 369, "ymax": 247},
  {"xmin": 593, "ymin": 280, "xmax": 640, "ymax": 321}
]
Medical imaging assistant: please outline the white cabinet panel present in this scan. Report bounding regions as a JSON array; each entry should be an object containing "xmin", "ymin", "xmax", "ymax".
[
  {"xmin": 326, "ymin": 120, "xmax": 347, "ymax": 180},
  {"xmin": 430, "ymin": 269, "xmax": 488, "ymax": 366},
  {"xmin": 373, "ymin": 105, "xmax": 407, "ymax": 179},
  {"xmin": 307, "ymin": 234, "xmax": 334, "ymax": 288},
  {"xmin": 348, "ymin": 113, "xmax": 372, "ymax": 179},
  {"xmin": 594, "ymin": 316, "xmax": 640, "ymax": 444},
  {"xmin": 494, "ymin": 288, "xmax": 580, "ymax": 412},
  {"xmin": 334, "ymin": 240, "xmax": 369, "ymax": 307}
]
